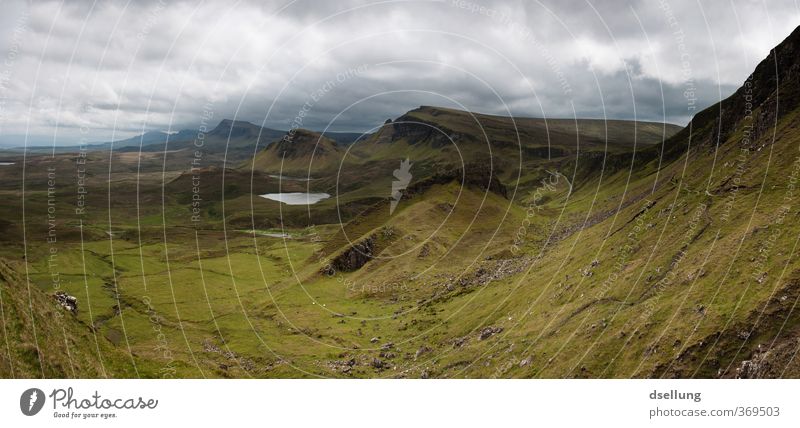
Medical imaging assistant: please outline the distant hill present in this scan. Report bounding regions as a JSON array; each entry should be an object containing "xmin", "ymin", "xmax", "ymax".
[
  {"xmin": 247, "ymin": 128, "xmax": 344, "ymax": 175},
  {"xmin": 112, "ymin": 120, "xmax": 366, "ymax": 153},
  {"xmin": 369, "ymin": 105, "xmax": 681, "ymax": 153}
]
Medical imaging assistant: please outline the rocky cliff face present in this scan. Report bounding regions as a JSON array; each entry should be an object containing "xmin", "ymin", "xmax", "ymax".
[
  {"xmin": 664, "ymin": 25, "xmax": 800, "ymax": 160},
  {"xmin": 372, "ymin": 107, "xmax": 470, "ymax": 148},
  {"xmin": 323, "ymin": 235, "xmax": 376, "ymax": 274},
  {"xmin": 641, "ymin": 25, "xmax": 800, "ymax": 379},
  {"xmin": 384, "ymin": 118, "xmax": 460, "ymax": 148},
  {"xmin": 409, "ymin": 162, "xmax": 508, "ymax": 199}
]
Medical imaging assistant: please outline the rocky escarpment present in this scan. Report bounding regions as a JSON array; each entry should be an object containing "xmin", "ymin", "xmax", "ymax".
[
  {"xmin": 652, "ymin": 270, "xmax": 800, "ymax": 379},
  {"xmin": 660, "ymin": 25, "xmax": 800, "ymax": 162},
  {"xmin": 406, "ymin": 162, "xmax": 508, "ymax": 199},
  {"xmin": 323, "ymin": 235, "xmax": 376, "ymax": 274},
  {"xmin": 373, "ymin": 107, "xmax": 469, "ymax": 148}
]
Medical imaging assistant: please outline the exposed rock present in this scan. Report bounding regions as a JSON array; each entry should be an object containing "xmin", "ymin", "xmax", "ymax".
[
  {"xmin": 417, "ymin": 243, "xmax": 430, "ymax": 258},
  {"xmin": 479, "ymin": 326, "xmax": 503, "ymax": 340},
  {"xmin": 324, "ymin": 235, "xmax": 376, "ymax": 274},
  {"xmin": 327, "ymin": 357, "xmax": 357, "ymax": 374},
  {"xmin": 736, "ymin": 351, "xmax": 770, "ymax": 379},
  {"xmin": 202, "ymin": 338, "xmax": 256, "ymax": 372},
  {"xmin": 54, "ymin": 291, "xmax": 78, "ymax": 314},
  {"xmin": 382, "ymin": 113, "xmax": 455, "ymax": 148},
  {"xmin": 415, "ymin": 346, "xmax": 432, "ymax": 360}
]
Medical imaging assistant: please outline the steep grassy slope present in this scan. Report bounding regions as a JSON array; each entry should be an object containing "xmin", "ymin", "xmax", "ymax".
[
  {"xmin": 0, "ymin": 259, "xmax": 134, "ymax": 377},
  {"xmin": 411, "ymin": 26, "xmax": 800, "ymax": 378},
  {"xmin": 247, "ymin": 26, "xmax": 800, "ymax": 378}
]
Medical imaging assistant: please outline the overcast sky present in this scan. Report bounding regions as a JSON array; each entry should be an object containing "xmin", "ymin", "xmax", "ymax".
[{"xmin": 0, "ymin": 0, "xmax": 797, "ymax": 146}]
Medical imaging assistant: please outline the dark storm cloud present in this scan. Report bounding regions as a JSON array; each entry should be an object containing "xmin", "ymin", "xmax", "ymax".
[{"xmin": 0, "ymin": 0, "xmax": 797, "ymax": 145}]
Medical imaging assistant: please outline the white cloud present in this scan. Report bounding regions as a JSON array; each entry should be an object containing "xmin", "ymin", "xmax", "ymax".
[{"xmin": 0, "ymin": 0, "xmax": 797, "ymax": 146}]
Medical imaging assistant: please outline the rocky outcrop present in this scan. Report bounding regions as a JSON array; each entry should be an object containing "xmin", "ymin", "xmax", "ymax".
[
  {"xmin": 478, "ymin": 326, "xmax": 504, "ymax": 340},
  {"xmin": 324, "ymin": 235, "xmax": 376, "ymax": 274},
  {"xmin": 387, "ymin": 118, "xmax": 457, "ymax": 148},
  {"xmin": 659, "ymin": 25, "xmax": 800, "ymax": 162},
  {"xmin": 403, "ymin": 162, "xmax": 508, "ymax": 199},
  {"xmin": 736, "ymin": 351, "xmax": 770, "ymax": 379},
  {"xmin": 54, "ymin": 291, "xmax": 78, "ymax": 314}
]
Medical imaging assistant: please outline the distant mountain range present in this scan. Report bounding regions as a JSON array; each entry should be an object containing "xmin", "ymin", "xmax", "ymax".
[{"xmin": 7, "ymin": 119, "xmax": 368, "ymax": 155}]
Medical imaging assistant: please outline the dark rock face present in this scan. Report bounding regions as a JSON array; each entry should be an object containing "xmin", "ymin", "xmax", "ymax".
[
  {"xmin": 389, "ymin": 119, "xmax": 456, "ymax": 148},
  {"xmin": 478, "ymin": 326, "xmax": 503, "ymax": 340},
  {"xmin": 663, "ymin": 25, "xmax": 800, "ymax": 161},
  {"xmin": 736, "ymin": 354, "xmax": 769, "ymax": 379},
  {"xmin": 324, "ymin": 235, "xmax": 376, "ymax": 274},
  {"xmin": 374, "ymin": 109, "xmax": 461, "ymax": 148},
  {"xmin": 409, "ymin": 162, "xmax": 508, "ymax": 199},
  {"xmin": 54, "ymin": 291, "xmax": 78, "ymax": 314}
]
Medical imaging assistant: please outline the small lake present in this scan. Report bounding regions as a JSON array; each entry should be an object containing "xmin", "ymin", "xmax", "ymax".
[
  {"xmin": 269, "ymin": 174, "xmax": 316, "ymax": 182},
  {"xmin": 260, "ymin": 192, "xmax": 330, "ymax": 205},
  {"xmin": 262, "ymin": 232, "xmax": 290, "ymax": 238},
  {"xmin": 243, "ymin": 230, "xmax": 291, "ymax": 238},
  {"xmin": 0, "ymin": 162, "xmax": 15, "ymax": 166}
]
